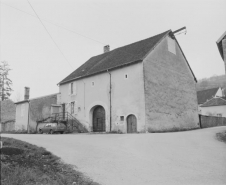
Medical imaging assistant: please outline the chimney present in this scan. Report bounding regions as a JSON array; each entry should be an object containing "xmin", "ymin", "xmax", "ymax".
[
  {"xmin": 222, "ymin": 38, "xmax": 226, "ymax": 75},
  {"xmin": 103, "ymin": 45, "xmax": 110, "ymax": 53},
  {"xmin": 24, "ymin": 87, "xmax": 30, "ymax": 100}
]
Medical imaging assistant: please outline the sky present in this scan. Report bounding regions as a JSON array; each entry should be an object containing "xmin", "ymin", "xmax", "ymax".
[{"xmin": 0, "ymin": 0, "xmax": 225, "ymax": 101}]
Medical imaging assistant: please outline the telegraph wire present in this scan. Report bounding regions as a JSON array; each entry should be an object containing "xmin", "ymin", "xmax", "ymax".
[
  {"xmin": 2, "ymin": 1, "xmax": 138, "ymax": 60},
  {"xmin": 1, "ymin": 2, "xmax": 106, "ymax": 45},
  {"xmin": 26, "ymin": 0, "xmax": 73, "ymax": 68}
]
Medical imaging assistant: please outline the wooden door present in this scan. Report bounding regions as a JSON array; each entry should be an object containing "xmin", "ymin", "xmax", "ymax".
[
  {"xmin": 93, "ymin": 106, "xmax": 105, "ymax": 132},
  {"xmin": 127, "ymin": 115, "xmax": 137, "ymax": 133}
]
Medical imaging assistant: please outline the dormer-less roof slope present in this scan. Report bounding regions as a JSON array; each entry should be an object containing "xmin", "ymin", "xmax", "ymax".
[
  {"xmin": 197, "ymin": 87, "xmax": 220, "ymax": 105},
  {"xmin": 216, "ymin": 31, "xmax": 226, "ymax": 61},
  {"xmin": 59, "ymin": 29, "xmax": 196, "ymax": 85},
  {"xmin": 59, "ymin": 30, "xmax": 170, "ymax": 85},
  {"xmin": 200, "ymin": 97, "xmax": 226, "ymax": 107}
]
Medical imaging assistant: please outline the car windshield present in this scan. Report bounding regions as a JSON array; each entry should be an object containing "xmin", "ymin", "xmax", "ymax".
[{"xmin": 45, "ymin": 123, "xmax": 57, "ymax": 127}]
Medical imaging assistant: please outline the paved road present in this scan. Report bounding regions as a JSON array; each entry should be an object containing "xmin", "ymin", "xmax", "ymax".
[{"xmin": 3, "ymin": 127, "xmax": 226, "ymax": 185}]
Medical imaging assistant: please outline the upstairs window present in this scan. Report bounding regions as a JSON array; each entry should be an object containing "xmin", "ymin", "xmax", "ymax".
[
  {"xmin": 71, "ymin": 83, "xmax": 73, "ymax": 94},
  {"xmin": 68, "ymin": 82, "xmax": 76, "ymax": 95}
]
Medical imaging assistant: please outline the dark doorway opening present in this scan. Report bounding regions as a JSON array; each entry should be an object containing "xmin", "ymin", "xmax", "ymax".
[
  {"xmin": 127, "ymin": 114, "xmax": 137, "ymax": 133},
  {"xmin": 93, "ymin": 106, "xmax": 106, "ymax": 132}
]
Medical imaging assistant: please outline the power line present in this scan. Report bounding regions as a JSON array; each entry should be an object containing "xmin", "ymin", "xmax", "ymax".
[
  {"xmin": 1, "ymin": 2, "xmax": 106, "ymax": 45},
  {"xmin": 2, "ymin": 1, "xmax": 137, "ymax": 60},
  {"xmin": 26, "ymin": 0, "xmax": 73, "ymax": 68}
]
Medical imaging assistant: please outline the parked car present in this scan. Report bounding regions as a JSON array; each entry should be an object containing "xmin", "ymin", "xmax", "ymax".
[{"xmin": 39, "ymin": 123, "xmax": 66, "ymax": 134}]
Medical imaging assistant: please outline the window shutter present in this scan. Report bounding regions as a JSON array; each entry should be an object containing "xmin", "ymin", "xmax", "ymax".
[
  {"xmin": 68, "ymin": 83, "xmax": 70, "ymax": 95},
  {"xmin": 74, "ymin": 82, "xmax": 77, "ymax": 95},
  {"xmin": 74, "ymin": 101, "xmax": 78, "ymax": 114}
]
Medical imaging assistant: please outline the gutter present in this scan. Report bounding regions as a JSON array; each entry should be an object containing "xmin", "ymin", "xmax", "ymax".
[
  {"xmin": 58, "ymin": 59, "xmax": 143, "ymax": 86},
  {"xmin": 27, "ymin": 100, "xmax": 30, "ymax": 133}
]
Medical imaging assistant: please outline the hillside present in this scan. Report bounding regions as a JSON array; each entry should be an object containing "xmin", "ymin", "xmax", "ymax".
[{"xmin": 196, "ymin": 74, "xmax": 226, "ymax": 91}]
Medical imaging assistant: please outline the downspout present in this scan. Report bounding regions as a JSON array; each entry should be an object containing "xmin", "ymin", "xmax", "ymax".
[
  {"xmin": 107, "ymin": 69, "xmax": 112, "ymax": 132},
  {"xmin": 82, "ymin": 79, "xmax": 86, "ymax": 117},
  {"xmin": 27, "ymin": 101, "xmax": 30, "ymax": 133}
]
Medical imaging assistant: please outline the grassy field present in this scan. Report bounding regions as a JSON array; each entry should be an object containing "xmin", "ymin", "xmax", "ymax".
[{"xmin": 0, "ymin": 137, "xmax": 99, "ymax": 185}]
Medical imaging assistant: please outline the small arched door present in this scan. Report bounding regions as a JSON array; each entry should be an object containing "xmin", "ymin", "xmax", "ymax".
[
  {"xmin": 127, "ymin": 114, "xmax": 137, "ymax": 133},
  {"xmin": 93, "ymin": 106, "xmax": 105, "ymax": 132}
]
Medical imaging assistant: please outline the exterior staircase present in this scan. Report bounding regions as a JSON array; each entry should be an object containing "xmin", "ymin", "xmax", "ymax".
[
  {"xmin": 51, "ymin": 112, "xmax": 88, "ymax": 133},
  {"xmin": 37, "ymin": 112, "xmax": 88, "ymax": 133}
]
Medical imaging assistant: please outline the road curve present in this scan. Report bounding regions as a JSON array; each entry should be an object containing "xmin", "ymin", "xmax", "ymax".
[{"xmin": 3, "ymin": 126, "xmax": 226, "ymax": 185}]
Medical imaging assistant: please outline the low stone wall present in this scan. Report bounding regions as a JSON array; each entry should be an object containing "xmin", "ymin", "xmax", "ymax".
[
  {"xmin": 200, "ymin": 115, "xmax": 226, "ymax": 128},
  {"xmin": 0, "ymin": 121, "xmax": 15, "ymax": 132}
]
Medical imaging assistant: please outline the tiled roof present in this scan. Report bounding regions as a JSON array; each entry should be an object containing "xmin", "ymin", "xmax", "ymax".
[
  {"xmin": 15, "ymin": 93, "xmax": 58, "ymax": 104},
  {"xmin": 197, "ymin": 87, "xmax": 220, "ymax": 104},
  {"xmin": 200, "ymin": 97, "xmax": 226, "ymax": 107},
  {"xmin": 59, "ymin": 30, "xmax": 171, "ymax": 85}
]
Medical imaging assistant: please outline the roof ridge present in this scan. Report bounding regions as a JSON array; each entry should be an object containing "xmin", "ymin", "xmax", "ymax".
[{"xmin": 59, "ymin": 30, "xmax": 172, "ymax": 85}]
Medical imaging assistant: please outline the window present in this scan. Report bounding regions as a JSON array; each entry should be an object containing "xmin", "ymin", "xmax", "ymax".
[
  {"xmin": 217, "ymin": 114, "xmax": 222, "ymax": 117},
  {"xmin": 68, "ymin": 82, "xmax": 76, "ymax": 95},
  {"xmin": 92, "ymin": 82, "xmax": 95, "ymax": 86},
  {"xmin": 125, "ymin": 74, "xmax": 128, "ymax": 79},
  {"xmin": 71, "ymin": 83, "xmax": 73, "ymax": 94},
  {"xmin": 120, "ymin": 116, "xmax": 124, "ymax": 121},
  {"xmin": 71, "ymin": 102, "xmax": 74, "ymax": 114}
]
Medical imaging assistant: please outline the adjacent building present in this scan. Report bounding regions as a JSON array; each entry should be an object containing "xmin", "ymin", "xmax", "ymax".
[
  {"xmin": 216, "ymin": 31, "xmax": 226, "ymax": 75},
  {"xmin": 200, "ymin": 97, "xmax": 226, "ymax": 117},
  {"xmin": 197, "ymin": 87, "xmax": 224, "ymax": 105},
  {"xmin": 15, "ymin": 90, "xmax": 59, "ymax": 133}
]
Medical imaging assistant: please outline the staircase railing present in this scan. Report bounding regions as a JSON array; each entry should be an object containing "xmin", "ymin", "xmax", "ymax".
[{"xmin": 51, "ymin": 112, "xmax": 87, "ymax": 132}]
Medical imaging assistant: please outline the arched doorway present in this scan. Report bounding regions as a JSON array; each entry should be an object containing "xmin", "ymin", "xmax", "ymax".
[
  {"xmin": 93, "ymin": 106, "xmax": 106, "ymax": 132},
  {"xmin": 127, "ymin": 114, "xmax": 137, "ymax": 133}
]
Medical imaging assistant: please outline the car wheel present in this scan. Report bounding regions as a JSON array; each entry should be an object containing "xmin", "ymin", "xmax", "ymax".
[
  {"xmin": 60, "ymin": 131, "xmax": 64, "ymax": 134},
  {"xmin": 39, "ymin": 129, "xmax": 43, "ymax": 134}
]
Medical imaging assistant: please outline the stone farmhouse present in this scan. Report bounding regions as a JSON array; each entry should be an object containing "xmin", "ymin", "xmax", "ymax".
[{"xmin": 57, "ymin": 29, "xmax": 199, "ymax": 133}]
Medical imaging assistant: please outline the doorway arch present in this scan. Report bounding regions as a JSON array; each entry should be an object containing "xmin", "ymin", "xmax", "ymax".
[
  {"xmin": 93, "ymin": 106, "xmax": 106, "ymax": 132},
  {"xmin": 127, "ymin": 114, "xmax": 137, "ymax": 133}
]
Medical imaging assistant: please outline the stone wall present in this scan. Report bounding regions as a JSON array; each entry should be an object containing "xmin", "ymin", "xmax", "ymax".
[
  {"xmin": 200, "ymin": 115, "xmax": 226, "ymax": 128},
  {"xmin": 0, "ymin": 100, "xmax": 16, "ymax": 132},
  {"xmin": 143, "ymin": 36, "xmax": 199, "ymax": 132},
  {"xmin": 1, "ymin": 99, "xmax": 16, "ymax": 122},
  {"xmin": 28, "ymin": 94, "xmax": 58, "ymax": 132},
  {"xmin": 1, "ymin": 120, "xmax": 15, "ymax": 132}
]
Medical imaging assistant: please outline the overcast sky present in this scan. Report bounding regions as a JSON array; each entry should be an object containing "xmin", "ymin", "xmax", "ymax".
[{"xmin": 0, "ymin": 0, "xmax": 225, "ymax": 101}]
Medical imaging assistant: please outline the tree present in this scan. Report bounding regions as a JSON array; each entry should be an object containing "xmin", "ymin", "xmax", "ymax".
[{"xmin": 0, "ymin": 61, "xmax": 13, "ymax": 101}]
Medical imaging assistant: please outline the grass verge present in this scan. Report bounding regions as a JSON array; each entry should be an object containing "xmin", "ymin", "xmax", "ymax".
[
  {"xmin": 216, "ymin": 130, "xmax": 226, "ymax": 144},
  {"xmin": 0, "ymin": 137, "xmax": 99, "ymax": 185}
]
